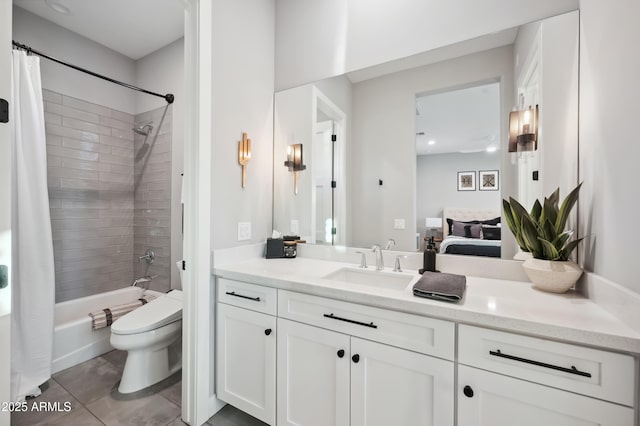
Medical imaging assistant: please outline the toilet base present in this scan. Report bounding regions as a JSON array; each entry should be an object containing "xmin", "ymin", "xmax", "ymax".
[{"xmin": 118, "ymin": 337, "xmax": 182, "ymax": 394}]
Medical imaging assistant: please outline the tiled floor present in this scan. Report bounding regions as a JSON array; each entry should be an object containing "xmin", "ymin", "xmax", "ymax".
[{"xmin": 11, "ymin": 350, "xmax": 267, "ymax": 426}]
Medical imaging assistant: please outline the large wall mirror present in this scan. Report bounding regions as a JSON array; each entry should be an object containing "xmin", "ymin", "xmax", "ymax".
[{"xmin": 273, "ymin": 11, "xmax": 579, "ymax": 260}]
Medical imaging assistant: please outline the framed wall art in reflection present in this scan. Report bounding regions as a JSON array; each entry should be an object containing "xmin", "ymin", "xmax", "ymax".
[
  {"xmin": 479, "ymin": 170, "xmax": 499, "ymax": 191},
  {"xmin": 457, "ymin": 171, "xmax": 476, "ymax": 191}
]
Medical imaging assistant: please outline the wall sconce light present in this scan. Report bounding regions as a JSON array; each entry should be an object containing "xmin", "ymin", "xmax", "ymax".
[
  {"xmin": 284, "ymin": 143, "xmax": 306, "ymax": 194},
  {"xmin": 238, "ymin": 132, "xmax": 251, "ymax": 188},
  {"xmin": 508, "ymin": 104, "xmax": 539, "ymax": 152}
]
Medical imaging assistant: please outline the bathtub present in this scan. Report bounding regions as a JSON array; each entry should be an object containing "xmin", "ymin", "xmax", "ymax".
[{"xmin": 53, "ymin": 287, "xmax": 162, "ymax": 374}]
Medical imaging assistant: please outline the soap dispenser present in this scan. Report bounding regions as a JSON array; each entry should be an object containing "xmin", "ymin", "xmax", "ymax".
[{"xmin": 419, "ymin": 236, "xmax": 437, "ymax": 274}]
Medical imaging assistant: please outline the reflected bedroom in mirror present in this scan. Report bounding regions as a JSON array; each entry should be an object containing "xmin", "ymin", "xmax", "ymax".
[{"xmin": 273, "ymin": 10, "xmax": 578, "ymax": 261}]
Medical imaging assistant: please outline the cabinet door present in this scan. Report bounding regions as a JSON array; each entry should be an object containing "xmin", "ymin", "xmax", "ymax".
[
  {"xmin": 277, "ymin": 318, "xmax": 350, "ymax": 426},
  {"xmin": 458, "ymin": 365, "xmax": 635, "ymax": 426},
  {"xmin": 216, "ymin": 303, "xmax": 276, "ymax": 425},
  {"xmin": 350, "ymin": 338, "xmax": 454, "ymax": 426}
]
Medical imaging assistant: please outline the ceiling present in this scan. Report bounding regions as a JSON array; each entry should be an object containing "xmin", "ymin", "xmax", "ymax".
[
  {"xmin": 13, "ymin": 0, "xmax": 185, "ymax": 60},
  {"xmin": 415, "ymin": 82, "xmax": 501, "ymax": 156}
]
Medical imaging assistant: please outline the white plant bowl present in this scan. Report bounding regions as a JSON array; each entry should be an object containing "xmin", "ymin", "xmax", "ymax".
[{"xmin": 522, "ymin": 258, "xmax": 583, "ymax": 293}]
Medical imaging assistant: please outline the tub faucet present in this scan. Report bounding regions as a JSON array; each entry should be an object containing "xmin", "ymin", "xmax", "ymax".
[
  {"xmin": 138, "ymin": 249, "xmax": 155, "ymax": 264},
  {"xmin": 372, "ymin": 244, "xmax": 384, "ymax": 271},
  {"xmin": 132, "ymin": 275, "xmax": 157, "ymax": 288}
]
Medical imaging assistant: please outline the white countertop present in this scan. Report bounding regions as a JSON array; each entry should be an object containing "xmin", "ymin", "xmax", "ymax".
[{"xmin": 213, "ymin": 257, "xmax": 640, "ymax": 354}]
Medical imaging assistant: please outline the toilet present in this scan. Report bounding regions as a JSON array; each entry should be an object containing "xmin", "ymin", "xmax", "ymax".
[
  {"xmin": 110, "ymin": 289, "xmax": 183, "ymax": 393},
  {"xmin": 110, "ymin": 262, "xmax": 184, "ymax": 393}
]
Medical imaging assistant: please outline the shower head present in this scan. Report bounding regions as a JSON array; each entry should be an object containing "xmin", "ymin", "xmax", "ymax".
[{"xmin": 133, "ymin": 123, "xmax": 153, "ymax": 136}]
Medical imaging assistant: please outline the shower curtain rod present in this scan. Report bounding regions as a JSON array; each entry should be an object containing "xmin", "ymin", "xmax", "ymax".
[{"xmin": 12, "ymin": 40, "xmax": 174, "ymax": 104}]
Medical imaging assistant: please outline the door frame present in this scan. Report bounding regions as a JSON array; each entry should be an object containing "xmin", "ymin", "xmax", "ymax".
[
  {"xmin": 182, "ymin": 0, "xmax": 225, "ymax": 424},
  {"xmin": 0, "ymin": 0, "xmax": 13, "ymax": 423}
]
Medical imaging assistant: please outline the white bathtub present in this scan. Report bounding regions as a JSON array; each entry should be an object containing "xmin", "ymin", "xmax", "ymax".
[{"xmin": 53, "ymin": 287, "xmax": 162, "ymax": 374}]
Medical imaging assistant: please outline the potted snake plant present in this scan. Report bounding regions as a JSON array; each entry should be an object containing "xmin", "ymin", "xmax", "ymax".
[{"xmin": 502, "ymin": 183, "xmax": 583, "ymax": 293}]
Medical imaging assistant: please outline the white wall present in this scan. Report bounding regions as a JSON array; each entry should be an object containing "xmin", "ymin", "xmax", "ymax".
[
  {"xmin": 416, "ymin": 152, "xmax": 501, "ymax": 244},
  {"xmin": 275, "ymin": 0, "xmax": 578, "ymax": 90},
  {"xmin": 579, "ymin": 0, "xmax": 640, "ymax": 295},
  {"xmin": 135, "ymin": 38, "xmax": 185, "ymax": 289},
  {"xmin": 211, "ymin": 0, "xmax": 275, "ymax": 250},
  {"xmin": 12, "ymin": 7, "xmax": 136, "ymax": 114},
  {"xmin": 350, "ymin": 46, "xmax": 514, "ymax": 252}
]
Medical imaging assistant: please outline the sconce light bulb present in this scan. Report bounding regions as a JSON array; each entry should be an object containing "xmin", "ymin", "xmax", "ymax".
[{"xmin": 523, "ymin": 109, "xmax": 531, "ymax": 124}]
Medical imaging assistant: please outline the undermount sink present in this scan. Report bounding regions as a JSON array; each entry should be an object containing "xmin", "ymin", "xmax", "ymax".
[{"xmin": 322, "ymin": 267, "xmax": 414, "ymax": 290}]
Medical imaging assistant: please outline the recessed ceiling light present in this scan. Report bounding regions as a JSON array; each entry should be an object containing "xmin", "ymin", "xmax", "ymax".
[
  {"xmin": 428, "ymin": 140, "xmax": 436, "ymax": 145},
  {"xmin": 45, "ymin": 0, "xmax": 72, "ymax": 15},
  {"xmin": 486, "ymin": 146, "xmax": 498, "ymax": 153}
]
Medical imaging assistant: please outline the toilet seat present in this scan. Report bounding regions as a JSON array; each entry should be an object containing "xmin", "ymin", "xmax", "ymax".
[{"xmin": 111, "ymin": 290, "xmax": 183, "ymax": 335}]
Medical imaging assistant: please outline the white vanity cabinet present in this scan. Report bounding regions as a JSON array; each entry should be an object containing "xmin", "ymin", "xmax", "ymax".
[
  {"xmin": 350, "ymin": 337, "xmax": 454, "ymax": 426},
  {"xmin": 277, "ymin": 290, "xmax": 455, "ymax": 426},
  {"xmin": 276, "ymin": 318, "xmax": 350, "ymax": 426},
  {"xmin": 216, "ymin": 279, "xmax": 277, "ymax": 425},
  {"xmin": 457, "ymin": 325, "xmax": 636, "ymax": 426},
  {"xmin": 214, "ymin": 276, "xmax": 638, "ymax": 426}
]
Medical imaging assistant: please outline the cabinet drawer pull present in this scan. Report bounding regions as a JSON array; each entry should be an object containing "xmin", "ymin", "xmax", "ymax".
[
  {"xmin": 265, "ymin": 328, "xmax": 272, "ymax": 336},
  {"xmin": 352, "ymin": 354, "xmax": 360, "ymax": 363},
  {"xmin": 337, "ymin": 349, "xmax": 345, "ymax": 358},
  {"xmin": 225, "ymin": 291, "xmax": 261, "ymax": 302},
  {"xmin": 323, "ymin": 313, "xmax": 378, "ymax": 329},
  {"xmin": 489, "ymin": 349, "xmax": 592, "ymax": 378}
]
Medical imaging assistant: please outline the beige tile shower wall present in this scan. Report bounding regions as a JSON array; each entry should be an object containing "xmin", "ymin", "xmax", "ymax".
[
  {"xmin": 133, "ymin": 106, "xmax": 172, "ymax": 293},
  {"xmin": 44, "ymin": 89, "xmax": 135, "ymax": 303}
]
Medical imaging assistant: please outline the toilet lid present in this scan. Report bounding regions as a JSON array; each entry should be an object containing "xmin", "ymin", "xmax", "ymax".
[{"xmin": 111, "ymin": 290, "xmax": 183, "ymax": 335}]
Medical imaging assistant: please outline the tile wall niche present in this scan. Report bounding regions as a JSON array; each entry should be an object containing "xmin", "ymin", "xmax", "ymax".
[
  {"xmin": 44, "ymin": 89, "xmax": 172, "ymax": 302},
  {"xmin": 133, "ymin": 105, "xmax": 173, "ymax": 293}
]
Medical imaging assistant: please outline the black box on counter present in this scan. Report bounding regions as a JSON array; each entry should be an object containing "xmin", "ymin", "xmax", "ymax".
[{"xmin": 266, "ymin": 238, "xmax": 297, "ymax": 258}]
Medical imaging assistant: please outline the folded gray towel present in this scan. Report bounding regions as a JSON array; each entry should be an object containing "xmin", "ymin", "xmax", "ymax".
[{"xmin": 413, "ymin": 271, "xmax": 466, "ymax": 303}]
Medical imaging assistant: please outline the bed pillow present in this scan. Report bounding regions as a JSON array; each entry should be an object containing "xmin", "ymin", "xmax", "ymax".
[
  {"xmin": 467, "ymin": 223, "xmax": 482, "ymax": 238},
  {"xmin": 482, "ymin": 225, "xmax": 502, "ymax": 240},
  {"xmin": 451, "ymin": 221, "xmax": 482, "ymax": 238},
  {"xmin": 446, "ymin": 217, "xmax": 501, "ymax": 235}
]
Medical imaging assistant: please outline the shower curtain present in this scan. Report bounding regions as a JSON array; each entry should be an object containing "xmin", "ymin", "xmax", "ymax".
[{"xmin": 10, "ymin": 50, "xmax": 55, "ymax": 402}]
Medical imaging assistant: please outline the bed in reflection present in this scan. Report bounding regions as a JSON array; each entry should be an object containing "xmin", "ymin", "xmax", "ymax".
[{"xmin": 440, "ymin": 208, "xmax": 502, "ymax": 258}]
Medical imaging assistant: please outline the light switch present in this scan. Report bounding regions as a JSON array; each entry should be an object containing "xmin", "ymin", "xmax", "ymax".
[
  {"xmin": 238, "ymin": 222, "xmax": 251, "ymax": 241},
  {"xmin": 393, "ymin": 219, "xmax": 405, "ymax": 230}
]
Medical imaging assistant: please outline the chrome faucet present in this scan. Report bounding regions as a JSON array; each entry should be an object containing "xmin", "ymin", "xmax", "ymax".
[
  {"xmin": 138, "ymin": 249, "xmax": 155, "ymax": 264},
  {"xmin": 372, "ymin": 244, "xmax": 384, "ymax": 271},
  {"xmin": 131, "ymin": 274, "xmax": 157, "ymax": 288},
  {"xmin": 385, "ymin": 238, "xmax": 396, "ymax": 250},
  {"xmin": 393, "ymin": 255, "xmax": 407, "ymax": 273},
  {"xmin": 355, "ymin": 251, "xmax": 368, "ymax": 269}
]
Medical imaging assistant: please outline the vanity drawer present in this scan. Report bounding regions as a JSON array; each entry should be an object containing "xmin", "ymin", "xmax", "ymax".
[
  {"xmin": 217, "ymin": 278, "xmax": 277, "ymax": 316},
  {"xmin": 458, "ymin": 324, "xmax": 636, "ymax": 406},
  {"xmin": 278, "ymin": 290, "xmax": 454, "ymax": 360}
]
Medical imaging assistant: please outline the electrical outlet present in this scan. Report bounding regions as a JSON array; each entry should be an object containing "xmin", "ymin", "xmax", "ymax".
[
  {"xmin": 393, "ymin": 219, "xmax": 405, "ymax": 230},
  {"xmin": 238, "ymin": 222, "xmax": 251, "ymax": 241},
  {"xmin": 290, "ymin": 219, "xmax": 299, "ymax": 235}
]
